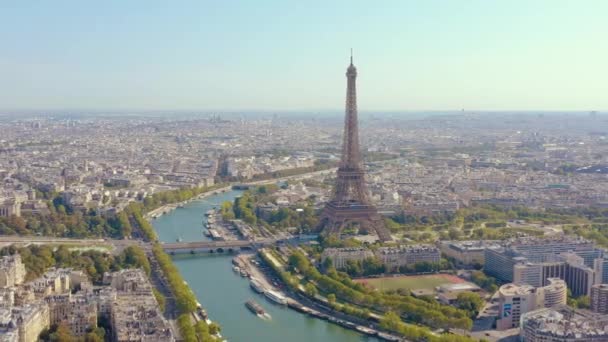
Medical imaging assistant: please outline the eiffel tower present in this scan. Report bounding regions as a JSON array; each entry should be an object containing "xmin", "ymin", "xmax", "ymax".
[{"xmin": 318, "ymin": 53, "xmax": 392, "ymax": 242}]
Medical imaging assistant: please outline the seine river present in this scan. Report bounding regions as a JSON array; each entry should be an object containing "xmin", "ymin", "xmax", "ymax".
[{"xmin": 151, "ymin": 189, "xmax": 379, "ymax": 342}]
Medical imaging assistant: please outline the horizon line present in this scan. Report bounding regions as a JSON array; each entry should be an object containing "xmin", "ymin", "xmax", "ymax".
[{"xmin": 0, "ymin": 108, "xmax": 605, "ymax": 115}]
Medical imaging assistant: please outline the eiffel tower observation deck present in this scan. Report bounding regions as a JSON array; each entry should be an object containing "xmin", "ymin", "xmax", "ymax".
[{"xmin": 318, "ymin": 53, "xmax": 392, "ymax": 242}]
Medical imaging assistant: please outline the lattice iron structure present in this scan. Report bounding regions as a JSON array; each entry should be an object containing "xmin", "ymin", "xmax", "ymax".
[{"xmin": 318, "ymin": 54, "xmax": 392, "ymax": 242}]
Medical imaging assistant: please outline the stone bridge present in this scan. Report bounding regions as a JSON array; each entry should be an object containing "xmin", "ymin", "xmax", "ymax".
[{"xmin": 161, "ymin": 239, "xmax": 278, "ymax": 254}]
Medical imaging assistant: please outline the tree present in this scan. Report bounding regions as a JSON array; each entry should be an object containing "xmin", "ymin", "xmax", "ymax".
[
  {"xmin": 195, "ymin": 321, "xmax": 215, "ymax": 342},
  {"xmin": 177, "ymin": 314, "xmax": 196, "ymax": 341},
  {"xmin": 327, "ymin": 293, "xmax": 336, "ymax": 304},
  {"xmin": 209, "ymin": 322, "xmax": 221, "ymax": 335},
  {"xmin": 345, "ymin": 259, "xmax": 362, "ymax": 277},
  {"xmin": 121, "ymin": 246, "xmax": 151, "ymax": 275},
  {"xmin": 153, "ymin": 288, "xmax": 166, "ymax": 312},
  {"xmin": 220, "ymin": 201, "xmax": 235, "ymax": 220},
  {"xmin": 322, "ymin": 257, "xmax": 333, "ymax": 270},
  {"xmin": 49, "ymin": 323, "xmax": 75, "ymax": 342},
  {"xmin": 305, "ymin": 282, "xmax": 318, "ymax": 297},
  {"xmin": 448, "ymin": 228, "xmax": 461, "ymax": 240},
  {"xmin": 287, "ymin": 252, "xmax": 310, "ymax": 274},
  {"xmin": 568, "ymin": 293, "xmax": 590, "ymax": 309},
  {"xmin": 361, "ymin": 257, "xmax": 385, "ymax": 275},
  {"xmin": 575, "ymin": 295, "xmax": 591, "ymax": 309},
  {"xmin": 84, "ymin": 328, "xmax": 105, "ymax": 342},
  {"xmin": 470, "ymin": 270, "xmax": 497, "ymax": 292},
  {"xmin": 380, "ymin": 311, "xmax": 402, "ymax": 332},
  {"xmin": 455, "ymin": 292, "xmax": 484, "ymax": 318}
]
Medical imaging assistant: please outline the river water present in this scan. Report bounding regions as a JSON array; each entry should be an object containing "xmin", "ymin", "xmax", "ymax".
[{"xmin": 151, "ymin": 189, "xmax": 379, "ymax": 342}]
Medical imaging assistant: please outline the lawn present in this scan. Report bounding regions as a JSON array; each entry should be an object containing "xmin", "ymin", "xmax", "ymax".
[{"xmin": 355, "ymin": 274, "xmax": 463, "ymax": 292}]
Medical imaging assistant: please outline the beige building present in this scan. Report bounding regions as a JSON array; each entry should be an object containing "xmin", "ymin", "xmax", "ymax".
[
  {"xmin": 591, "ymin": 283, "xmax": 608, "ymax": 314},
  {"xmin": 111, "ymin": 295, "xmax": 174, "ymax": 342},
  {"xmin": 0, "ymin": 198, "xmax": 21, "ymax": 218},
  {"xmin": 106, "ymin": 269, "xmax": 175, "ymax": 342},
  {"xmin": 45, "ymin": 293, "xmax": 97, "ymax": 337},
  {"xmin": 321, "ymin": 248, "xmax": 374, "ymax": 270},
  {"xmin": 496, "ymin": 278, "xmax": 567, "ymax": 330},
  {"xmin": 14, "ymin": 303, "xmax": 50, "ymax": 342},
  {"xmin": 440, "ymin": 240, "xmax": 500, "ymax": 266},
  {"xmin": 105, "ymin": 269, "xmax": 153, "ymax": 295},
  {"xmin": 496, "ymin": 283, "xmax": 538, "ymax": 330},
  {"xmin": 375, "ymin": 245, "xmax": 440, "ymax": 271},
  {"xmin": 0, "ymin": 258, "xmax": 173, "ymax": 342},
  {"xmin": 521, "ymin": 305, "xmax": 608, "ymax": 342},
  {"xmin": 0, "ymin": 255, "xmax": 26, "ymax": 289},
  {"xmin": 95, "ymin": 287, "xmax": 117, "ymax": 318}
]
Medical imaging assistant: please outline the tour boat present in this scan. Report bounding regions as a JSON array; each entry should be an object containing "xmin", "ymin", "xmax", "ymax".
[
  {"xmin": 264, "ymin": 290, "xmax": 287, "ymax": 305},
  {"xmin": 245, "ymin": 299, "xmax": 271, "ymax": 319},
  {"xmin": 249, "ymin": 278, "xmax": 266, "ymax": 294}
]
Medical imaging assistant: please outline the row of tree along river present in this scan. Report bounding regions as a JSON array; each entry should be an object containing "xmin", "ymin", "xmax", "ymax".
[{"xmin": 151, "ymin": 189, "xmax": 380, "ymax": 342}]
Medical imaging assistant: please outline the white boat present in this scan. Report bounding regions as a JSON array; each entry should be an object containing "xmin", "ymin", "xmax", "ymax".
[
  {"xmin": 232, "ymin": 266, "xmax": 240, "ymax": 273},
  {"xmin": 249, "ymin": 278, "xmax": 266, "ymax": 294},
  {"xmin": 265, "ymin": 290, "xmax": 287, "ymax": 305}
]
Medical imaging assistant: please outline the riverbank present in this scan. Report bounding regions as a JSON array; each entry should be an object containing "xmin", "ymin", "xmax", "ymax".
[
  {"xmin": 247, "ymin": 250, "xmax": 402, "ymax": 341},
  {"xmin": 144, "ymin": 185, "xmax": 233, "ymax": 220}
]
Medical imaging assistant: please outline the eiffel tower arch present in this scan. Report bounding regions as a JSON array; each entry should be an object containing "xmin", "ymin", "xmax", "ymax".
[{"xmin": 317, "ymin": 53, "xmax": 392, "ymax": 242}]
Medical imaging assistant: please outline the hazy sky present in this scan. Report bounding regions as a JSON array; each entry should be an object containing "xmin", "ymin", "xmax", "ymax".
[{"xmin": 1, "ymin": 1, "xmax": 606, "ymax": 112}]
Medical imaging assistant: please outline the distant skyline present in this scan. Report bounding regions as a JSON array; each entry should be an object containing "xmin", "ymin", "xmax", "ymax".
[{"xmin": 1, "ymin": 1, "xmax": 607, "ymax": 112}]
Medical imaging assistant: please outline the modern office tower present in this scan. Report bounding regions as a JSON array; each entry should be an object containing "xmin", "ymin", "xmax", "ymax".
[
  {"xmin": 496, "ymin": 278, "xmax": 567, "ymax": 331},
  {"xmin": 484, "ymin": 247, "xmax": 521, "ymax": 282},
  {"xmin": 591, "ymin": 283, "xmax": 608, "ymax": 314},
  {"xmin": 537, "ymin": 278, "xmax": 568, "ymax": 308},
  {"xmin": 561, "ymin": 252, "xmax": 597, "ymax": 296},
  {"xmin": 317, "ymin": 53, "xmax": 391, "ymax": 241},
  {"xmin": 593, "ymin": 255, "xmax": 608, "ymax": 284},
  {"xmin": 496, "ymin": 283, "xmax": 539, "ymax": 330},
  {"xmin": 484, "ymin": 237, "xmax": 600, "ymax": 293}
]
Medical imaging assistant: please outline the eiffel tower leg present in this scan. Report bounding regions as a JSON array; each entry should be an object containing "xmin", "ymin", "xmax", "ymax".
[
  {"xmin": 329, "ymin": 218, "xmax": 346, "ymax": 238},
  {"xmin": 370, "ymin": 217, "xmax": 392, "ymax": 242}
]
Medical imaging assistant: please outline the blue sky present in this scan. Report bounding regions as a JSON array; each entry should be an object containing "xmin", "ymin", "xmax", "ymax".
[{"xmin": 0, "ymin": 1, "xmax": 606, "ymax": 112}]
